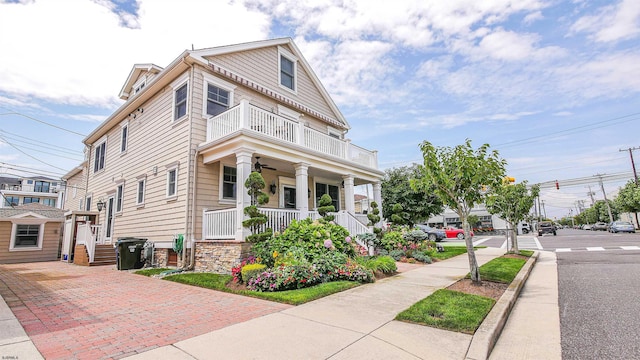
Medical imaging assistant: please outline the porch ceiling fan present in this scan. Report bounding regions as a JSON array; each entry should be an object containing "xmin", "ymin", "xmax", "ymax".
[{"xmin": 254, "ymin": 157, "xmax": 276, "ymax": 173}]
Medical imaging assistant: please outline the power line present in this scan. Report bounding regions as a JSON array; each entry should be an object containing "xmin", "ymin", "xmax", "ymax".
[
  {"xmin": 0, "ymin": 137, "xmax": 69, "ymax": 172},
  {"xmin": 0, "ymin": 110, "xmax": 87, "ymax": 137},
  {"xmin": 0, "ymin": 135, "xmax": 83, "ymax": 161},
  {"xmin": 0, "ymin": 162, "xmax": 66, "ymax": 178},
  {"xmin": 0, "ymin": 129, "xmax": 82, "ymax": 155}
]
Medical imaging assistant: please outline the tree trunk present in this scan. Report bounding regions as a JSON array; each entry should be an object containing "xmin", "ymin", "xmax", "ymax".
[
  {"xmin": 462, "ymin": 217, "xmax": 481, "ymax": 284},
  {"xmin": 510, "ymin": 227, "xmax": 519, "ymax": 253}
]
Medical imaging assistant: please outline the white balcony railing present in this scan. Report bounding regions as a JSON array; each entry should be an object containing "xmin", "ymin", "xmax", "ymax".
[
  {"xmin": 206, "ymin": 100, "xmax": 378, "ymax": 169},
  {"xmin": 76, "ymin": 222, "xmax": 102, "ymax": 263}
]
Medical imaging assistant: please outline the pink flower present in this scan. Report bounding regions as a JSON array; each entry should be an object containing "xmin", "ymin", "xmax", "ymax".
[
  {"xmin": 324, "ymin": 239, "xmax": 333, "ymax": 248},
  {"xmin": 345, "ymin": 236, "xmax": 352, "ymax": 243}
]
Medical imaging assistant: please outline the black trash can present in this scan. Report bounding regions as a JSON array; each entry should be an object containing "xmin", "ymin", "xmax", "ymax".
[{"xmin": 116, "ymin": 238, "xmax": 148, "ymax": 270}]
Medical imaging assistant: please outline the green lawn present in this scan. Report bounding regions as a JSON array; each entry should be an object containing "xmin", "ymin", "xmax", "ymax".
[
  {"xmin": 395, "ymin": 289, "xmax": 495, "ymax": 334},
  {"xmin": 133, "ymin": 268, "xmax": 174, "ymax": 276},
  {"xmin": 163, "ymin": 272, "xmax": 360, "ymax": 305},
  {"xmin": 397, "ymin": 253, "xmax": 528, "ymax": 333},
  {"xmin": 430, "ymin": 246, "xmax": 485, "ymax": 261}
]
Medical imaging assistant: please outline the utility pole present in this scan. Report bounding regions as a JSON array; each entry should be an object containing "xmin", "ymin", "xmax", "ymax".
[
  {"xmin": 586, "ymin": 185, "xmax": 596, "ymax": 206},
  {"xmin": 596, "ymin": 174, "xmax": 614, "ymax": 223},
  {"xmin": 620, "ymin": 147, "xmax": 639, "ymax": 184},
  {"xmin": 541, "ymin": 200, "xmax": 547, "ymax": 219}
]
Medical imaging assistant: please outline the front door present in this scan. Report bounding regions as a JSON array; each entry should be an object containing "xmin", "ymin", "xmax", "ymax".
[
  {"xmin": 104, "ymin": 196, "xmax": 115, "ymax": 244},
  {"xmin": 283, "ymin": 187, "xmax": 296, "ymax": 208}
]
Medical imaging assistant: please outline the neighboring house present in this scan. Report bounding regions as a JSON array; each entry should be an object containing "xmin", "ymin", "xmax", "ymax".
[
  {"xmin": 0, "ymin": 203, "xmax": 65, "ymax": 264},
  {"xmin": 70, "ymin": 38, "xmax": 384, "ymax": 272},
  {"xmin": 61, "ymin": 162, "xmax": 87, "ymax": 211},
  {"xmin": 0, "ymin": 176, "xmax": 64, "ymax": 209},
  {"xmin": 354, "ymin": 194, "xmax": 370, "ymax": 214},
  {"xmin": 427, "ymin": 205, "xmax": 500, "ymax": 230}
]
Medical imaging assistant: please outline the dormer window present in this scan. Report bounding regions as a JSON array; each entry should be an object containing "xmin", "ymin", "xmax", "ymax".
[
  {"xmin": 134, "ymin": 82, "xmax": 145, "ymax": 94},
  {"xmin": 278, "ymin": 47, "xmax": 297, "ymax": 93}
]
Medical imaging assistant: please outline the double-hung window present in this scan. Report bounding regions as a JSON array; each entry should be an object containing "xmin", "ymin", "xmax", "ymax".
[
  {"xmin": 121, "ymin": 123, "xmax": 128, "ymax": 153},
  {"xmin": 43, "ymin": 198, "xmax": 56, "ymax": 207},
  {"xmin": 94, "ymin": 141, "xmax": 106, "ymax": 172},
  {"xmin": 23, "ymin": 197, "xmax": 40, "ymax": 204},
  {"xmin": 116, "ymin": 184, "xmax": 124, "ymax": 212},
  {"xmin": 167, "ymin": 168, "xmax": 178, "ymax": 198},
  {"xmin": 174, "ymin": 83, "xmax": 188, "ymax": 121},
  {"xmin": 34, "ymin": 181, "xmax": 50, "ymax": 193},
  {"xmin": 137, "ymin": 179, "xmax": 145, "ymax": 205},
  {"xmin": 85, "ymin": 196, "xmax": 92, "ymax": 211},
  {"xmin": 206, "ymin": 84, "xmax": 230, "ymax": 117},
  {"xmin": 222, "ymin": 166, "xmax": 237, "ymax": 200},
  {"xmin": 4, "ymin": 196, "xmax": 18, "ymax": 207}
]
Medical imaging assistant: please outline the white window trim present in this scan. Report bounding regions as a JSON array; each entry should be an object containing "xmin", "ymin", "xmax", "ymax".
[
  {"xmin": 72, "ymin": 184, "xmax": 77, "ymax": 198},
  {"xmin": 171, "ymin": 76, "xmax": 189, "ymax": 123},
  {"xmin": 313, "ymin": 178, "xmax": 341, "ymax": 210},
  {"xmin": 93, "ymin": 137, "xmax": 107, "ymax": 174},
  {"xmin": 202, "ymin": 73, "xmax": 236, "ymax": 117},
  {"xmin": 218, "ymin": 162, "xmax": 237, "ymax": 205},
  {"xmin": 165, "ymin": 162, "xmax": 179, "ymax": 200},
  {"xmin": 120, "ymin": 121, "xmax": 129, "ymax": 154},
  {"xmin": 132, "ymin": 77, "xmax": 147, "ymax": 95},
  {"xmin": 277, "ymin": 104, "xmax": 301, "ymax": 121},
  {"xmin": 115, "ymin": 181, "xmax": 125, "ymax": 213},
  {"xmin": 278, "ymin": 176, "xmax": 297, "ymax": 208},
  {"xmin": 136, "ymin": 175, "xmax": 146, "ymax": 207},
  {"xmin": 327, "ymin": 126, "xmax": 343, "ymax": 139},
  {"xmin": 85, "ymin": 194, "xmax": 92, "ymax": 212},
  {"xmin": 278, "ymin": 46, "xmax": 298, "ymax": 94},
  {"xmin": 9, "ymin": 221, "xmax": 45, "ymax": 251}
]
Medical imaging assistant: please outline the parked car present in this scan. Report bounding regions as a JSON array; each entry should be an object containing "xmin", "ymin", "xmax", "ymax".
[
  {"xmin": 582, "ymin": 224, "xmax": 592, "ymax": 230},
  {"xmin": 444, "ymin": 227, "xmax": 474, "ymax": 239},
  {"xmin": 592, "ymin": 222, "xmax": 608, "ymax": 231},
  {"xmin": 608, "ymin": 221, "xmax": 636, "ymax": 233},
  {"xmin": 538, "ymin": 221, "xmax": 556, "ymax": 236},
  {"xmin": 414, "ymin": 224, "xmax": 447, "ymax": 242}
]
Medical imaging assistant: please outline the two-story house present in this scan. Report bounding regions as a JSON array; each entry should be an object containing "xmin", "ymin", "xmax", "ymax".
[
  {"xmin": 0, "ymin": 176, "xmax": 64, "ymax": 209},
  {"xmin": 69, "ymin": 38, "xmax": 384, "ymax": 272}
]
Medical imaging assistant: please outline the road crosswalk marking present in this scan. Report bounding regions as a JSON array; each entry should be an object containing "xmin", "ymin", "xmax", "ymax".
[
  {"xmin": 586, "ymin": 247, "xmax": 605, "ymax": 251},
  {"xmin": 620, "ymin": 246, "xmax": 640, "ymax": 250},
  {"xmin": 556, "ymin": 248, "xmax": 572, "ymax": 252},
  {"xmin": 555, "ymin": 246, "xmax": 640, "ymax": 253}
]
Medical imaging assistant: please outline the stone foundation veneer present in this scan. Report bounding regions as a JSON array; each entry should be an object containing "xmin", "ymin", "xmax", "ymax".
[{"xmin": 194, "ymin": 241, "xmax": 252, "ymax": 274}]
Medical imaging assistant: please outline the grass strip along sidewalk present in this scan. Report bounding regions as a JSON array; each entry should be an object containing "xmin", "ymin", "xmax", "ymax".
[{"xmin": 396, "ymin": 251, "xmax": 530, "ymax": 334}]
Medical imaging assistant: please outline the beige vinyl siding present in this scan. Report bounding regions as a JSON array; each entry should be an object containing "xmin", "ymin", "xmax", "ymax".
[
  {"xmin": 208, "ymin": 45, "xmax": 339, "ymax": 124},
  {"xmin": 88, "ymin": 73, "xmax": 192, "ymax": 244},
  {"xmin": 0, "ymin": 221, "xmax": 62, "ymax": 264},
  {"xmin": 64, "ymin": 170, "xmax": 86, "ymax": 211},
  {"xmin": 193, "ymin": 66, "xmax": 334, "ymax": 142}
]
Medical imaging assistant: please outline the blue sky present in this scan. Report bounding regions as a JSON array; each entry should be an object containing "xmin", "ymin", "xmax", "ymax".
[{"xmin": 1, "ymin": 0, "xmax": 639, "ymax": 219}]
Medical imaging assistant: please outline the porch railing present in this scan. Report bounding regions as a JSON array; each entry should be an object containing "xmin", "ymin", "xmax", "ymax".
[
  {"xmin": 76, "ymin": 222, "xmax": 102, "ymax": 263},
  {"xmin": 206, "ymin": 100, "xmax": 378, "ymax": 169},
  {"xmin": 203, "ymin": 208, "xmax": 373, "ymax": 243}
]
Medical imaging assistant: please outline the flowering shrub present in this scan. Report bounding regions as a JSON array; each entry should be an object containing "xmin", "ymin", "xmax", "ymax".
[
  {"xmin": 250, "ymin": 218, "xmax": 355, "ymax": 266},
  {"xmin": 231, "ymin": 256, "xmax": 257, "ymax": 283},
  {"xmin": 247, "ymin": 264, "xmax": 324, "ymax": 292},
  {"xmin": 379, "ymin": 231, "xmax": 406, "ymax": 252},
  {"xmin": 329, "ymin": 259, "xmax": 374, "ymax": 283}
]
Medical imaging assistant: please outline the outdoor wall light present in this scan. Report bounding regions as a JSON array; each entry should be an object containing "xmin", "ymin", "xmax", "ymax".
[
  {"xmin": 96, "ymin": 198, "xmax": 105, "ymax": 212},
  {"xmin": 269, "ymin": 182, "xmax": 277, "ymax": 195}
]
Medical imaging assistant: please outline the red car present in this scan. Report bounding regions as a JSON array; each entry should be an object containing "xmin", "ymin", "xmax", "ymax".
[{"xmin": 444, "ymin": 227, "xmax": 474, "ymax": 239}]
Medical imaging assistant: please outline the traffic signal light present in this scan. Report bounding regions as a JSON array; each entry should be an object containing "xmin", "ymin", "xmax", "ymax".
[{"xmin": 555, "ymin": 180, "xmax": 559, "ymax": 190}]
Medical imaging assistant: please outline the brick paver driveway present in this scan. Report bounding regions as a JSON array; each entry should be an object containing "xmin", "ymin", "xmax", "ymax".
[{"xmin": 0, "ymin": 262, "xmax": 291, "ymax": 359}]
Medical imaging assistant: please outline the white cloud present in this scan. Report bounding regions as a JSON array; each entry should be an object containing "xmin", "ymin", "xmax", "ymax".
[
  {"xmin": 570, "ymin": 0, "xmax": 640, "ymax": 43},
  {"xmin": 0, "ymin": 0, "xmax": 270, "ymax": 110}
]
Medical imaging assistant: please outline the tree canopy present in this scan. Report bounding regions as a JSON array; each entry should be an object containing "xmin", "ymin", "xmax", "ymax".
[
  {"xmin": 412, "ymin": 139, "xmax": 506, "ymax": 283},
  {"xmin": 381, "ymin": 164, "xmax": 443, "ymax": 226},
  {"xmin": 486, "ymin": 181, "xmax": 539, "ymax": 253}
]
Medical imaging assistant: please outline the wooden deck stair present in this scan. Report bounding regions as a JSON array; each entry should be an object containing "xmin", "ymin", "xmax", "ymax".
[{"xmin": 73, "ymin": 244, "xmax": 116, "ymax": 266}]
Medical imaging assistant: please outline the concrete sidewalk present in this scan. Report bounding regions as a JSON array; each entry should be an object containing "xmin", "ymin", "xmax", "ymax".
[
  {"xmin": 124, "ymin": 247, "xmax": 561, "ymax": 360},
  {"xmin": 0, "ymin": 295, "xmax": 44, "ymax": 359}
]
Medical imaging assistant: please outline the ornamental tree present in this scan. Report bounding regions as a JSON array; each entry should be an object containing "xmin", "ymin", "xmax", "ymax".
[
  {"xmin": 412, "ymin": 139, "xmax": 506, "ymax": 283},
  {"xmin": 381, "ymin": 164, "xmax": 443, "ymax": 226},
  {"xmin": 615, "ymin": 180, "xmax": 640, "ymax": 227},
  {"xmin": 485, "ymin": 181, "xmax": 540, "ymax": 253},
  {"xmin": 243, "ymin": 171, "xmax": 270, "ymax": 243}
]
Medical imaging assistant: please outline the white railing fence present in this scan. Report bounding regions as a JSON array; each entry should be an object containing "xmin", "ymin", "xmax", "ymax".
[
  {"xmin": 203, "ymin": 208, "xmax": 373, "ymax": 251},
  {"xmin": 206, "ymin": 101, "xmax": 377, "ymax": 168},
  {"xmin": 76, "ymin": 222, "xmax": 102, "ymax": 263}
]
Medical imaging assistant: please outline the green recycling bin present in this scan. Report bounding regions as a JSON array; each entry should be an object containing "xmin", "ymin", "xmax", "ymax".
[{"xmin": 116, "ymin": 238, "xmax": 148, "ymax": 270}]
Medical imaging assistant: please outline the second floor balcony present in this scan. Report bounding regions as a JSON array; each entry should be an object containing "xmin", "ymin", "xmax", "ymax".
[{"xmin": 205, "ymin": 100, "xmax": 378, "ymax": 170}]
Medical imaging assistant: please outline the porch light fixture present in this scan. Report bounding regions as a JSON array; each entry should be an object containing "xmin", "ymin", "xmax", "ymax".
[
  {"xmin": 96, "ymin": 198, "xmax": 105, "ymax": 212},
  {"xmin": 269, "ymin": 182, "xmax": 277, "ymax": 195}
]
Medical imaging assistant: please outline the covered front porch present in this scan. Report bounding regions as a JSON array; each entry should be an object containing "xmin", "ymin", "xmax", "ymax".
[{"xmin": 198, "ymin": 99, "xmax": 385, "ymax": 242}]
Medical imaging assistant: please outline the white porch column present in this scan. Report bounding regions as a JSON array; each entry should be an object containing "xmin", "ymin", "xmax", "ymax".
[
  {"xmin": 294, "ymin": 163, "xmax": 310, "ymax": 219},
  {"xmin": 235, "ymin": 149, "xmax": 254, "ymax": 241},
  {"xmin": 343, "ymin": 175, "xmax": 355, "ymax": 214},
  {"xmin": 373, "ymin": 181, "xmax": 383, "ymax": 227}
]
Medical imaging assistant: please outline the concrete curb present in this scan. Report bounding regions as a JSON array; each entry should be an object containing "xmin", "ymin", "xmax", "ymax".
[{"xmin": 464, "ymin": 251, "xmax": 539, "ymax": 360}]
